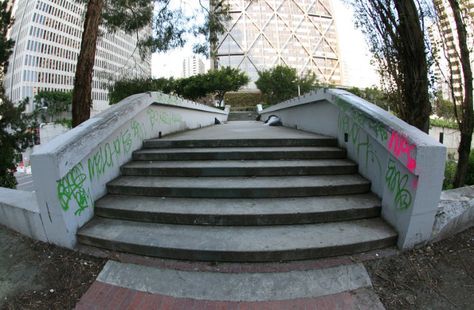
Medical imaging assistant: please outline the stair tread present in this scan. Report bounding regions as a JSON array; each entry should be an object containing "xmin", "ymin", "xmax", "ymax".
[
  {"xmin": 96, "ymin": 193, "xmax": 380, "ymax": 215},
  {"xmin": 78, "ymin": 217, "xmax": 396, "ymax": 253},
  {"xmin": 122, "ymin": 159, "xmax": 356, "ymax": 169},
  {"xmin": 108, "ymin": 175, "xmax": 369, "ymax": 189},
  {"xmin": 134, "ymin": 146, "xmax": 344, "ymax": 154}
]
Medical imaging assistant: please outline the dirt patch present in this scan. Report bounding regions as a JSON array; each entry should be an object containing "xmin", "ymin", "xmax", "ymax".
[
  {"xmin": 0, "ymin": 225, "xmax": 105, "ymax": 310},
  {"xmin": 366, "ymin": 226, "xmax": 474, "ymax": 309}
]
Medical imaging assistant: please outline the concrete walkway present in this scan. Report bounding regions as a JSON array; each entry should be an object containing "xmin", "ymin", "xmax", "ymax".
[
  {"xmin": 76, "ymin": 258, "xmax": 386, "ymax": 309},
  {"xmin": 160, "ymin": 121, "xmax": 327, "ymax": 140}
]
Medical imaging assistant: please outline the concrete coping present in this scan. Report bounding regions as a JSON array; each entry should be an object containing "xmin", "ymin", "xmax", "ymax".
[
  {"xmin": 31, "ymin": 92, "xmax": 227, "ymax": 175},
  {"xmin": 259, "ymin": 88, "xmax": 443, "ymax": 150},
  {"xmin": 0, "ymin": 187, "xmax": 39, "ymax": 213}
]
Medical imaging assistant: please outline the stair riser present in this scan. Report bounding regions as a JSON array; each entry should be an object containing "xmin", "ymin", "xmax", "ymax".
[
  {"xmin": 77, "ymin": 235, "xmax": 397, "ymax": 262},
  {"xmin": 94, "ymin": 207, "xmax": 381, "ymax": 226},
  {"xmin": 133, "ymin": 150, "xmax": 347, "ymax": 161},
  {"xmin": 227, "ymin": 114, "xmax": 258, "ymax": 121},
  {"xmin": 143, "ymin": 139, "xmax": 337, "ymax": 149},
  {"xmin": 120, "ymin": 165, "xmax": 358, "ymax": 177},
  {"xmin": 106, "ymin": 184, "xmax": 371, "ymax": 198}
]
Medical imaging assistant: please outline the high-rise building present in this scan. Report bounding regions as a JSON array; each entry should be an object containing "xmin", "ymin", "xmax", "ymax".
[
  {"xmin": 216, "ymin": 0, "xmax": 341, "ymax": 86},
  {"xmin": 183, "ymin": 55, "xmax": 206, "ymax": 77},
  {"xmin": 431, "ymin": 0, "xmax": 473, "ymax": 102},
  {"xmin": 4, "ymin": 0, "xmax": 151, "ymax": 114}
]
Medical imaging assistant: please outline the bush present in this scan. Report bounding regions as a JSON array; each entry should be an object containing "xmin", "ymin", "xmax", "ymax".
[
  {"xmin": 224, "ymin": 91, "xmax": 262, "ymax": 107},
  {"xmin": 465, "ymin": 152, "xmax": 474, "ymax": 185},
  {"xmin": 443, "ymin": 159, "xmax": 457, "ymax": 190}
]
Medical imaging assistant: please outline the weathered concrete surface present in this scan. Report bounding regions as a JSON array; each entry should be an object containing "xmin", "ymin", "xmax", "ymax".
[
  {"xmin": 77, "ymin": 217, "xmax": 397, "ymax": 262},
  {"xmin": 133, "ymin": 145, "xmax": 346, "ymax": 161},
  {"xmin": 31, "ymin": 92, "xmax": 228, "ymax": 248},
  {"xmin": 259, "ymin": 88, "xmax": 446, "ymax": 249},
  {"xmin": 431, "ymin": 186, "xmax": 474, "ymax": 242},
  {"xmin": 106, "ymin": 174, "xmax": 371, "ymax": 198},
  {"xmin": 95, "ymin": 193, "xmax": 381, "ymax": 225},
  {"xmin": 0, "ymin": 188, "xmax": 46, "ymax": 242},
  {"xmin": 96, "ymin": 260, "xmax": 373, "ymax": 302}
]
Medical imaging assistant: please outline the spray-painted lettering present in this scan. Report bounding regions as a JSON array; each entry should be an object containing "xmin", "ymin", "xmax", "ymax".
[
  {"xmin": 385, "ymin": 159, "xmax": 413, "ymax": 210},
  {"xmin": 387, "ymin": 131, "xmax": 416, "ymax": 173},
  {"xmin": 57, "ymin": 164, "xmax": 92, "ymax": 215}
]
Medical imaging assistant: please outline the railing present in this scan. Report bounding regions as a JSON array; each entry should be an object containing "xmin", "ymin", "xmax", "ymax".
[
  {"xmin": 31, "ymin": 92, "xmax": 228, "ymax": 248},
  {"xmin": 259, "ymin": 88, "xmax": 446, "ymax": 249}
]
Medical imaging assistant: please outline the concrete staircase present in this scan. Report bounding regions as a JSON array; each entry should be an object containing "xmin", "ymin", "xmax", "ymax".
[{"xmin": 78, "ymin": 122, "xmax": 397, "ymax": 262}]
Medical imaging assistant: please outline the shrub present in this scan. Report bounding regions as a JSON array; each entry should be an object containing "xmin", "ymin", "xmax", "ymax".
[
  {"xmin": 443, "ymin": 159, "xmax": 457, "ymax": 190},
  {"xmin": 224, "ymin": 91, "xmax": 262, "ymax": 107}
]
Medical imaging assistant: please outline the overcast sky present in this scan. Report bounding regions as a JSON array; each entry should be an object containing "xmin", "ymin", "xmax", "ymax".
[{"xmin": 151, "ymin": 0, "xmax": 379, "ymax": 88}]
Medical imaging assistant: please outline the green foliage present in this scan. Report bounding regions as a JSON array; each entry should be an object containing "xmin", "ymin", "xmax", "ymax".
[
  {"xmin": 108, "ymin": 78, "xmax": 175, "ymax": 104},
  {"xmin": 430, "ymin": 118, "xmax": 458, "ymax": 129},
  {"xmin": 0, "ymin": 98, "xmax": 37, "ymax": 188},
  {"xmin": 34, "ymin": 91, "xmax": 72, "ymax": 122},
  {"xmin": 255, "ymin": 65, "xmax": 319, "ymax": 105},
  {"xmin": 345, "ymin": 86, "xmax": 398, "ymax": 112},
  {"xmin": 443, "ymin": 159, "xmax": 457, "ymax": 190},
  {"xmin": 433, "ymin": 92, "xmax": 457, "ymax": 120},
  {"xmin": 109, "ymin": 67, "xmax": 249, "ymax": 105},
  {"xmin": 224, "ymin": 91, "xmax": 262, "ymax": 108}
]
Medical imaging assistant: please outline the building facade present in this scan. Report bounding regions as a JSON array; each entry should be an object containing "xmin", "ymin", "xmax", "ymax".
[
  {"xmin": 216, "ymin": 0, "xmax": 341, "ymax": 86},
  {"xmin": 182, "ymin": 55, "xmax": 206, "ymax": 78},
  {"xmin": 4, "ymin": 0, "xmax": 151, "ymax": 114},
  {"xmin": 431, "ymin": 0, "xmax": 474, "ymax": 102}
]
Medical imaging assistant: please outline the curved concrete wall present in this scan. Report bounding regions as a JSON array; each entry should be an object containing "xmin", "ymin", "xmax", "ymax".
[
  {"xmin": 31, "ymin": 92, "xmax": 228, "ymax": 248},
  {"xmin": 260, "ymin": 88, "xmax": 447, "ymax": 249}
]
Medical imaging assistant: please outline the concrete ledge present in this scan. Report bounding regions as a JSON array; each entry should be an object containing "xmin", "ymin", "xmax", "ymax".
[
  {"xmin": 0, "ymin": 187, "xmax": 47, "ymax": 241},
  {"xmin": 431, "ymin": 186, "xmax": 474, "ymax": 242},
  {"xmin": 260, "ymin": 88, "xmax": 447, "ymax": 249}
]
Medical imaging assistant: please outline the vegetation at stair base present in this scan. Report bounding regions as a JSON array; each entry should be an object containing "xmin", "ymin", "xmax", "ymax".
[
  {"xmin": 29, "ymin": 92, "xmax": 228, "ymax": 248},
  {"xmin": 259, "ymin": 88, "xmax": 446, "ymax": 249}
]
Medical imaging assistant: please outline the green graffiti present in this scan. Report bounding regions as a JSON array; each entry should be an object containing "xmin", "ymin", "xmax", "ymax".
[
  {"xmin": 385, "ymin": 159, "xmax": 413, "ymax": 210},
  {"xmin": 131, "ymin": 120, "xmax": 145, "ymax": 140},
  {"xmin": 88, "ymin": 142, "xmax": 114, "ymax": 181},
  {"xmin": 356, "ymin": 133, "xmax": 382, "ymax": 176},
  {"xmin": 147, "ymin": 109, "xmax": 159, "ymax": 129},
  {"xmin": 57, "ymin": 164, "xmax": 92, "ymax": 216}
]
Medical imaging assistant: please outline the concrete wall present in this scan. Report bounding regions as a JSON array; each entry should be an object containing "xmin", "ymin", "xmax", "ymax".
[
  {"xmin": 260, "ymin": 89, "xmax": 447, "ymax": 249},
  {"xmin": 0, "ymin": 188, "xmax": 47, "ymax": 241},
  {"xmin": 31, "ymin": 92, "xmax": 228, "ymax": 248}
]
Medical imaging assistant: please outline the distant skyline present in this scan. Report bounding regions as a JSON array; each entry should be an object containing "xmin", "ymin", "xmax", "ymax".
[{"xmin": 151, "ymin": 0, "xmax": 379, "ymax": 89}]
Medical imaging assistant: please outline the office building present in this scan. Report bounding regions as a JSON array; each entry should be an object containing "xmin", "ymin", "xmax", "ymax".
[
  {"xmin": 431, "ymin": 0, "xmax": 473, "ymax": 102},
  {"xmin": 4, "ymin": 0, "xmax": 151, "ymax": 114},
  {"xmin": 216, "ymin": 0, "xmax": 341, "ymax": 86},
  {"xmin": 183, "ymin": 55, "xmax": 206, "ymax": 77}
]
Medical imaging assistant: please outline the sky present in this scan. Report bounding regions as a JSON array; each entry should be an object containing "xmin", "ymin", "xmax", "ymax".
[{"xmin": 151, "ymin": 0, "xmax": 380, "ymax": 88}]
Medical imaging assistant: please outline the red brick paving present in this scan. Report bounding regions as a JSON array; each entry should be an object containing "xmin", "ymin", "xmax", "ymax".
[{"xmin": 75, "ymin": 281, "xmax": 371, "ymax": 310}]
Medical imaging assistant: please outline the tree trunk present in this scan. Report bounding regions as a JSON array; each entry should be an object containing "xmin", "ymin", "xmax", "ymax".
[
  {"xmin": 72, "ymin": 0, "xmax": 104, "ymax": 127},
  {"xmin": 449, "ymin": 0, "xmax": 473, "ymax": 187},
  {"xmin": 394, "ymin": 0, "xmax": 431, "ymax": 133}
]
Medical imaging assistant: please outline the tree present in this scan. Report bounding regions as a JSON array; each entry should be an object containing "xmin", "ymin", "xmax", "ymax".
[
  {"xmin": 194, "ymin": 0, "xmax": 231, "ymax": 69},
  {"xmin": 108, "ymin": 78, "xmax": 175, "ymax": 104},
  {"xmin": 255, "ymin": 65, "xmax": 319, "ymax": 105},
  {"xmin": 34, "ymin": 91, "xmax": 72, "ymax": 123},
  {"xmin": 352, "ymin": 0, "xmax": 432, "ymax": 133},
  {"xmin": 442, "ymin": 0, "xmax": 473, "ymax": 187},
  {"xmin": 72, "ymin": 0, "xmax": 229, "ymax": 127},
  {"xmin": 346, "ymin": 86, "xmax": 398, "ymax": 112},
  {"xmin": 206, "ymin": 67, "xmax": 249, "ymax": 104},
  {"xmin": 0, "ymin": 2, "xmax": 36, "ymax": 188}
]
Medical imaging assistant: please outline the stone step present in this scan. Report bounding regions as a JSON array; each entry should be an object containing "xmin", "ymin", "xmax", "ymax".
[
  {"xmin": 143, "ymin": 137, "xmax": 338, "ymax": 149},
  {"xmin": 227, "ymin": 111, "xmax": 258, "ymax": 121},
  {"xmin": 106, "ymin": 175, "xmax": 371, "ymax": 198},
  {"xmin": 77, "ymin": 217, "xmax": 397, "ymax": 262},
  {"xmin": 94, "ymin": 194, "xmax": 381, "ymax": 225},
  {"xmin": 120, "ymin": 159, "xmax": 358, "ymax": 177},
  {"xmin": 133, "ymin": 146, "xmax": 347, "ymax": 161}
]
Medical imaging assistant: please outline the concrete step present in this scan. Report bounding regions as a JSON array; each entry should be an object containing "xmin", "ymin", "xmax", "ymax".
[
  {"xmin": 77, "ymin": 217, "xmax": 397, "ymax": 262},
  {"xmin": 143, "ymin": 137, "xmax": 338, "ymax": 149},
  {"xmin": 227, "ymin": 111, "xmax": 258, "ymax": 121},
  {"xmin": 133, "ymin": 146, "xmax": 347, "ymax": 161},
  {"xmin": 121, "ymin": 159, "xmax": 358, "ymax": 177},
  {"xmin": 94, "ymin": 194, "xmax": 381, "ymax": 225},
  {"xmin": 91, "ymin": 260, "xmax": 383, "ymax": 307},
  {"xmin": 106, "ymin": 175, "xmax": 371, "ymax": 198}
]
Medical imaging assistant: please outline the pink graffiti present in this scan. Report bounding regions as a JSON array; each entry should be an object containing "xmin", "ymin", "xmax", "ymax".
[{"xmin": 388, "ymin": 131, "xmax": 417, "ymax": 173}]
